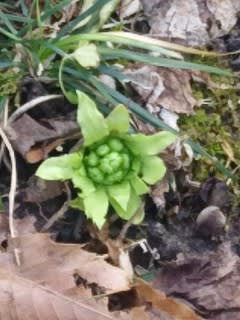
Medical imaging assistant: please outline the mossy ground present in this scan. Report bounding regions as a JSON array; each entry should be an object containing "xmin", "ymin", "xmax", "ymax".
[
  {"xmin": 179, "ymin": 56, "xmax": 240, "ymax": 204},
  {"xmin": 0, "ymin": 69, "xmax": 22, "ymax": 97}
]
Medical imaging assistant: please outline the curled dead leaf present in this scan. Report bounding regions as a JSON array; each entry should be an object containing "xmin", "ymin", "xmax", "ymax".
[
  {"xmin": 135, "ymin": 278, "xmax": 203, "ymax": 320},
  {"xmin": 123, "ymin": 65, "xmax": 197, "ymax": 115},
  {"xmin": 6, "ymin": 114, "xmax": 79, "ymax": 162}
]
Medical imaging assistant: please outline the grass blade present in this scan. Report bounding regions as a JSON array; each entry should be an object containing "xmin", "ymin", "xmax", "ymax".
[
  {"xmin": 99, "ymin": 47, "xmax": 232, "ymax": 76},
  {"xmin": 4, "ymin": 14, "xmax": 33, "ymax": 23},
  {"xmin": 0, "ymin": 11, "xmax": 17, "ymax": 34},
  {"xmin": 56, "ymin": 33, "xmax": 183, "ymax": 59},
  {"xmin": 0, "ymin": 27, "xmax": 20, "ymax": 41},
  {"xmin": 103, "ymin": 32, "xmax": 225, "ymax": 56},
  {"xmin": 40, "ymin": 42, "xmax": 68, "ymax": 59},
  {"xmin": 18, "ymin": 0, "xmax": 29, "ymax": 16},
  {"xmin": 0, "ymin": 2, "xmax": 15, "ymax": 9},
  {"xmin": 98, "ymin": 64, "xmax": 140, "ymax": 82}
]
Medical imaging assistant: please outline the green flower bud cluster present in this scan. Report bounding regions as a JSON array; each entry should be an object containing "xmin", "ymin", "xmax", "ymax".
[
  {"xmin": 36, "ymin": 91, "xmax": 177, "ymax": 228},
  {"xmin": 84, "ymin": 138, "xmax": 131, "ymax": 185}
]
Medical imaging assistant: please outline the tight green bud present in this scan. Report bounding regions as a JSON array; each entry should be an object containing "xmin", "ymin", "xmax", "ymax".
[
  {"xmin": 121, "ymin": 153, "xmax": 130, "ymax": 170},
  {"xmin": 106, "ymin": 152, "xmax": 122, "ymax": 170},
  {"xmin": 87, "ymin": 151, "xmax": 98, "ymax": 166},
  {"xmin": 111, "ymin": 170, "xmax": 124, "ymax": 183},
  {"xmin": 96, "ymin": 144, "xmax": 110, "ymax": 156},
  {"xmin": 88, "ymin": 167, "xmax": 104, "ymax": 183},
  {"xmin": 108, "ymin": 138, "xmax": 124, "ymax": 152},
  {"xmin": 100, "ymin": 158, "xmax": 114, "ymax": 174},
  {"xmin": 84, "ymin": 137, "xmax": 132, "ymax": 185}
]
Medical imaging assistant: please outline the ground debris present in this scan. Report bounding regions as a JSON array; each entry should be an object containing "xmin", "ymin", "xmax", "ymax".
[
  {"xmin": 140, "ymin": 0, "xmax": 240, "ymax": 47},
  {"xmin": 123, "ymin": 65, "xmax": 198, "ymax": 115},
  {"xmin": 152, "ymin": 242, "xmax": 240, "ymax": 319}
]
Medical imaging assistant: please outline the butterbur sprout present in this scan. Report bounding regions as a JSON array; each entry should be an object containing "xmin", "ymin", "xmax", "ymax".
[{"xmin": 36, "ymin": 90, "xmax": 177, "ymax": 228}]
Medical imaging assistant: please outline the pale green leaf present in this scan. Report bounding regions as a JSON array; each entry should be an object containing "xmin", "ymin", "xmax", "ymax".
[
  {"xmin": 83, "ymin": 188, "xmax": 109, "ymax": 228},
  {"xmin": 141, "ymin": 156, "xmax": 166, "ymax": 184},
  {"xmin": 109, "ymin": 187, "xmax": 141, "ymax": 220},
  {"xmin": 69, "ymin": 152, "xmax": 83, "ymax": 169},
  {"xmin": 132, "ymin": 207, "xmax": 145, "ymax": 225},
  {"xmin": 131, "ymin": 157, "xmax": 141, "ymax": 174},
  {"xmin": 73, "ymin": 43, "xmax": 100, "ymax": 68},
  {"xmin": 106, "ymin": 104, "xmax": 130, "ymax": 133},
  {"xmin": 77, "ymin": 90, "xmax": 109, "ymax": 146},
  {"xmin": 36, "ymin": 154, "xmax": 79, "ymax": 180},
  {"xmin": 72, "ymin": 174, "xmax": 95, "ymax": 195},
  {"xmin": 70, "ymin": 196, "xmax": 84, "ymax": 210},
  {"xmin": 124, "ymin": 131, "xmax": 177, "ymax": 155},
  {"xmin": 98, "ymin": 0, "xmax": 120, "ymax": 30},
  {"xmin": 107, "ymin": 181, "xmax": 130, "ymax": 211},
  {"xmin": 130, "ymin": 175, "xmax": 149, "ymax": 195}
]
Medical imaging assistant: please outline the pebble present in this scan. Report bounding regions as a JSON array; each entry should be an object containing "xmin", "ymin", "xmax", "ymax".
[{"xmin": 196, "ymin": 206, "xmax": 226, "ymax": 238}]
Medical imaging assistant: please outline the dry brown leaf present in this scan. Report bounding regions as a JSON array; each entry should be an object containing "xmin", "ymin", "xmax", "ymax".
[
  {"xmin": 25, "ymin": 138, "xmax": 67, "ymax": 163},
  {"xmin": 0, "ymin": 233, "xmax": 133, "ymax": 319},
  {"xmin": 123, "ymin": 65, "xmax": 197, "ymax": 114},
  {"xmin": 21, "ymin": 176, "xmax": 64, "ymax": 203},
  {"xmin": 0, "ymin": 271, "xmax": 176, "ymax": 320},
  {"xmin": 150, "ymin": 176, "xmax": 169, "ymax": 208},
  {"xmin": 159, "ymin": 139, "xmax": 194, "ymax": 173},
  {"xmin": 135, "ymin": 278, "xmax": 203, "ymax": 320},
  {"xmin": 0, "ymin": 268, "xmax": 127, "ymax": 320},
  {"xmin": 14, "ymin": 215, "xmax": 38, "ymax": 235},
  {"xmin": 0, "ymin": 214, "xmax": 37, "ymax": 250},
  {"xmin": 6, "ymin": 114, "xmax": 79, "ymax": 162},
  {"xmin": 152, "ymin": 243, "xmax": 240, "ymax": 319},
  {"xmin": 0, "ymin": 233, "xmax": 130, "ymax": 293},
  {"xmin": 0, "ymin": 233, "xmax": 206, "ymax": 319},
  {"xmin": 0, "ymin": 233, "xmax": 176, "ymax": 320},
  {"xmin": 209, "ymin": 312, "xmax": 240, "ymax": 320},
  {"xmin": 140, "ymin": 0, "xmax": 240, "ymax": 46},
  {"xmin": 129, "ymin": 306, "xmax": 174, "ymax": 320}
]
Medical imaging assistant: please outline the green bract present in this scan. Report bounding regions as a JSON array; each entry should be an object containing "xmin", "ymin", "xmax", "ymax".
[{"xmin": 36, "ymin": 90, "xmax": 177, "ymax": 228}]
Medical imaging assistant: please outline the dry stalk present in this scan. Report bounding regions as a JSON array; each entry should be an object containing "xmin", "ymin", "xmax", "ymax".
[{"xmin": 0, "ymin": 126, "xmax": 20, "ymax": 266}]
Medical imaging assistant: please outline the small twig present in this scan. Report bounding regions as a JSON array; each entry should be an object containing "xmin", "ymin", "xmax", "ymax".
[
  {"xmin": 0, "ymin": 127, "xmax": 20, "ymax": 266},
  {"xmin": 0, "ymin": 98, "xmax": 9, "ymax": 165},
  {"xmin": 118, "ymin": 202, "xmax": 145, "ymax": 241},
  {"xmin": 8, "ymin": 94, "xmax": 63, "ymax": 123},
  {"xmin": 40, "ymin": 182, "xmax": 71, "ymax": 232},
  {"xmin": 2, "ymin": 99, "xmax": 9, "ymax": 124}
]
